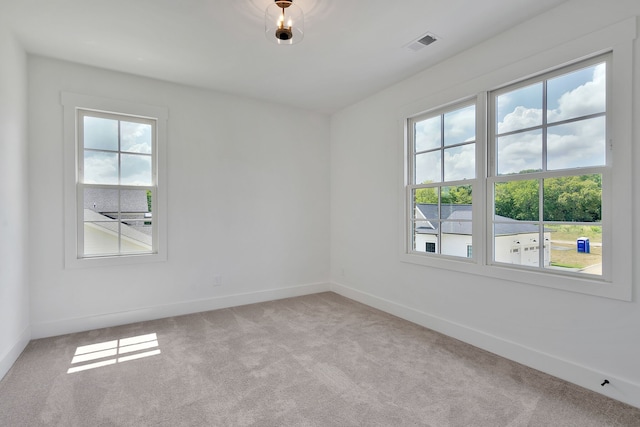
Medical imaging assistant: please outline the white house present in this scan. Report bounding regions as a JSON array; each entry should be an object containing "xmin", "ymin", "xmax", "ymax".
[{"xmin": 415, "ymin": 204, "xmax": 551, "ymax": 266}]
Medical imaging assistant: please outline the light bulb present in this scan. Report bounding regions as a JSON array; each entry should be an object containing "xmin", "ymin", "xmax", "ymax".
[{"xmin": 265, "ymin": 0, "xmax": 304, "ymax": 45}]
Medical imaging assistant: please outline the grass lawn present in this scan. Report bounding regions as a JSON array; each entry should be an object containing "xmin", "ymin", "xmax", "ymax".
[
  {"xmin": 550, "ymin": 243, "xmax": 601, "ymax": 269},
  {"xmin": 547, "ymin": 224, "xmax": 602, "ymax": 269}
]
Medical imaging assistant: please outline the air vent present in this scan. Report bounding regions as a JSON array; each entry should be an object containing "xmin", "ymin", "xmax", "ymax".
[
  {"xmin": 418, "ymin": 34, "xmax": 437, "ymax": 46},
  {"xmin": 406, "ymin": 32, "xmax": 439, "ymax": 52}
]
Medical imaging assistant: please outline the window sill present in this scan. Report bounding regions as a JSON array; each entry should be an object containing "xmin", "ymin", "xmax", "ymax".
[
  {"xmin": 399, "ymin": 252, "xmax": 631, "ymax": 301},
  {"xmin": 65, "ymin": 252, "xmax": 167, "ymax": 270}
]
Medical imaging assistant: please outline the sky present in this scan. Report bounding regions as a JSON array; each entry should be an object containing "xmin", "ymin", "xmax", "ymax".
[
  {"xmin": 496, "ymin": 62, "xmax": 606, "ymax": 175},
  {"xmin": 83, "ymin": 116, "xmax": 153, "ymax": 186},
  {"xmin": 414, "ymin": 104, "xmax": 475, "ymax": 184},
  {"xmin": 413, "ymin": 61, "xmax": 606, "ymax": 182}
]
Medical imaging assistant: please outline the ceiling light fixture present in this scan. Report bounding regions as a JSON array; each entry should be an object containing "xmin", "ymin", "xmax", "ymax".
[{"xmin": 265, "ymin": 0, "xmax": 304, "ymax": 45}]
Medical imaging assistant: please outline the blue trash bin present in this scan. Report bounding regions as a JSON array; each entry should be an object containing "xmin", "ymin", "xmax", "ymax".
[{"xmin": 577, "ymin": 237, "xmax": 590, "ymax": 253}]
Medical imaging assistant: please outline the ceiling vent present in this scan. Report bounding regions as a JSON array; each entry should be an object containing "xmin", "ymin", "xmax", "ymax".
[{"xmin": 406, "ymin": 32, "xmax": 439, "ymax": 52}]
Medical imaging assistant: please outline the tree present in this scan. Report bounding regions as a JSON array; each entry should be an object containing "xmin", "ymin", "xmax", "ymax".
[
  {"xmin": 543, "ymin": 175, "xmax": 601, "ymax": 222},
  {"xmin": 415, "ymin": 187, "xmax": 437, "ymax": 204},
  {"xmin": 495, "ymin": 180, "xmax": 539, "ymax": 220},
  {"xmin": 494, "ymin": 174, "xmax": 601, "ymax": 222},
  {"xmin": 414, "ymin": 184, "xmax": 472, "ymax": 205}
]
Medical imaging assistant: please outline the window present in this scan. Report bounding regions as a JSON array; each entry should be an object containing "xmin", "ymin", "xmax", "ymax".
[
  {"xmin": 408, "ymin": 101, "xmax": 476, "ymax": 259},
  {"xmin": 63, "ymin": 93, "xmax": 168, "ymax": 267},
  {"xmin": 78, "ymin": 110, "xmax": 157, "ymax": 258},
  {"xmin": 402, "ymin": 27, "xmax": 635, "ymax": 301},
  {"xmin": 489, "ymin": 55, "xmax": 608, "ymax": 277}
]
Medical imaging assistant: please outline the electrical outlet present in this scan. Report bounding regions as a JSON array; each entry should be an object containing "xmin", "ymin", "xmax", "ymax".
[{"xmin": 212, "ymin": 275, "xmax": 223, "ymax": 287}]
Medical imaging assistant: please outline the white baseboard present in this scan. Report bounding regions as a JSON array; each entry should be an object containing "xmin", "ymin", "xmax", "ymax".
[
  {"xmin": 0, "ymin": 325, "xmax": 31, "ymax": 382},
  {"xmin": 330, "ymin": 281, "xmax": 640, "ymax": 410},
  {"xmin": 31, "ymin": 282, "xmax": 331, "ymax": 339}
]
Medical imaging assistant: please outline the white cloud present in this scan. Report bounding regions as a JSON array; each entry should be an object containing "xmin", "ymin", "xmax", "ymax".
[
  {"xmin": 121, "ymin": 154, "xmax": 152, "ymax": 186},
  {"xmin": 121, "ymin": 122, "xmax": 152, "ymax": 154},
  {"xmin": 444, "ymin": 144, "xmax": 475, "ymax": 181},
  {"xmin": 415, "ymin": 151, "xmax": 441, "ymax": 184},
  {"xmin": 497, "ymin": 131, "xmax": 542, "ymax": 174},
  {"xmin": 415, "ymin": 116, "xmax": 440, "ymax": 152},
  {"xmin": 549, "ymin": 63, "xmax": 606, "ymax": 123},
  {"xmin": 444, "ymin": 105, "xmax": 475, "ymax": 145},
  {"xmin": 84, "ymin": 152, "xmax": 117, "ymax": 184},
  {"xmin": 496, "ymin": 63, "xmax": 606, "ymax": 174},
  {"xmin": 547, "ymin": 117, "xmax": 605, "ymax": 170},
  {"xmin": 498, "ymin": 106, "xmax": 542, "ymax": 134}
]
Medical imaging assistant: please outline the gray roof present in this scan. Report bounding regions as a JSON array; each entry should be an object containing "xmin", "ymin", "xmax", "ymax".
[
  {"xmin": 83, "ymin": 188, "xmax": 149, "ymax": 213},
  {"xmin": 415, "ymin": 204, "xmax": 542, "ymax": 236}
]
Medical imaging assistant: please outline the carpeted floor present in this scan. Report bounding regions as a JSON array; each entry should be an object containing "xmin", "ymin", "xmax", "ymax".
[{"xmin": 1, "ymin": 292, "xmax": 639, "ymax": 426}]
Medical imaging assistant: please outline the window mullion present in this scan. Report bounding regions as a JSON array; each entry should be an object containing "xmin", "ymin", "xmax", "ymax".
[
  {"xmin": 117, "ymin": 120, "xmax": 122, "ymax": 254},
  {"xmin": 540, "ymin": 79, "xmax": 547, "ymax": 270}
]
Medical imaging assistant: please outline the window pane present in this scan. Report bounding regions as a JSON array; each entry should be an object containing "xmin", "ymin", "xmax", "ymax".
[
  {"xmin": 496, "ymin": 82, "xmax": 543, "ymax": 134},
  {"xmin": 415, "ymin": 116, "xmax": 441, "ymax": 152},
  {"xmin": 121, "ymin": 121, "xmax": 152, "ymax": 154},
  {"xmin": 119, "ymin": 218, "xmax": 152, "ymax": 254},
  {"xmin": 83, "ymin": 189, "xmax": 119, "ymax": 256},
  {"xmin": 440, "ymin": 186, "xmax": 472, "ymax": 219},
  {"xmin": 83, "ymin": 116, "xmax": 118, "ymax": 151},
  {"xmin": 547, "ymin": 63, "xmax": 606, "ymax": 123},
  {"xmin": 444, "ymin": 144, "xmax": 475, "ymax": 181},
  {"xmin": 415, "ymin": 151, "xmax": 441, "ymax": 184},
  {"xmin": 547, "ymin": 117, "xmax": 606, "ymax": 170},
  {"xmin": 84, "ymin": 151, "xmax": 118, "ymax": 184},
  {"xmin": 84, "ymin": 188, "xmax": 119, "ymax": 214},
  {"xmin": 121, "ymin": 154, "xmax": 152, "ymax": 186},
  {"xmin": 545, "ymin": 224, "xmax": 602, "ymax": 275},
  {"xmin": 543, "ymin": 175, "xmax": 601, "ymax": 222},
  {"xmin": 444, "ymin": 105, "xmax": 475, "ymax": 146},
  {"xmin": 441, "ymin": 221, "xmax": 472, "ymax": 257},
  {"xmin": 413, "ymin": 189, "xmax": 438, "ymax": 219},
  {"xmin": 493, "ymin": 224, "xmax": 541, "ymax": 267},
  {"xmin": 120, "ymin": 189, "xmax": 152, "ymax": 214},
  {"xmin": 84, "ymin": 222, "xmax": 119, "ymax": 256},
  {"xmin": 495, "ymin": 180, "xmax": 539, "ymax": 221},
  {"xmin": 496, "ymin": 130, "xmax": 542, "ymax": 175},
  {"xmin": 120, "ymin": 188, "xmax": 152, "ymax": 251},
  {"xmin": 413, "ymin": 221, "xmax": 438, "ymax": 253}
]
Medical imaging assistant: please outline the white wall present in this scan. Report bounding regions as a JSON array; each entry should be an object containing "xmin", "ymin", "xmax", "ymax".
[
  {"xmin": 28, "ymin": 57, "xmax": 330, "ymax": 337},
  {"xmin": 330, "ymin": 0, "xmax": 640, "ymax": 408},
  {"xmin": 0, "ymin": 27, "xmax": 30, "ymax": 380}
]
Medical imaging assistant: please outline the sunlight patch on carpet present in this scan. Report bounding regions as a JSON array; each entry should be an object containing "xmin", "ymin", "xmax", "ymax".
[{"xmin": 67, "ymin": 333, "xmax": 161, "ymax": 373}]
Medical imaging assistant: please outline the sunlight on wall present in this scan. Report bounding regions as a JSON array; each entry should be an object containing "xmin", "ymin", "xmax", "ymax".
[{"xmin": 67, "ymin": 333, "xmax": 161, "ymax": 373}]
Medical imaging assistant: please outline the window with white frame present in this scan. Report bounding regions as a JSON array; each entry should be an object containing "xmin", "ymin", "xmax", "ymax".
[
  {"xmin": 78, "ymin": 110, "xmax": 157, "ymax": 258},
  {"xmin": 403, "ymin": 44, "xmax": 634, "ymax": 300},
  {"xmin": 62, "ymin": 93, "xmax": 168, "ymax": 267},
  {"xmin": 408, "ymin": 101, "xmax": 476, "ymax": 259},
  {"xmin": 489, "ymin": 54, "xmax": 608, "ymax": 277}
]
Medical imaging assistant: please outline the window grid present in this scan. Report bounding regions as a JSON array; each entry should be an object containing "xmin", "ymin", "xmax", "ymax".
[
  {"xmin": 488, "ymin": 54, "xmax": 609, "ymax": 278},
  {"xmin": 77, "ymin": 110, "xmax": 157, "ymax": 258},
  {"xmin": 406, "ymin": 54, "xmax": 610, "ymax": 280},
  {"xmin": 408, "ymin": 100, "xmax": 476, "ymax": 259}
]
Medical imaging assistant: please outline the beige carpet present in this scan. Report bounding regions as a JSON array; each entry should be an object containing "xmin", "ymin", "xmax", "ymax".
[{"xmin": 1, "ymin": 292, "xmax": 639, "ymax": 426}]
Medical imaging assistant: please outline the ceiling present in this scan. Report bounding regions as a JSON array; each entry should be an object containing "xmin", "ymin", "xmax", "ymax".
[{"xmin": 4, "ymin": 0, "xmax": 568, "ymax": 114}]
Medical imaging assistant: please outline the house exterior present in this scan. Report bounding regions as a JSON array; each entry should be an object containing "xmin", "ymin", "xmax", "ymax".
[
  {"xmin": 415, "ymin": 204, "xmax": 551, "ymax": 267},
  {"xmin": 82, "ymin": 188, "xmax": 152, "ymax": 255}
]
